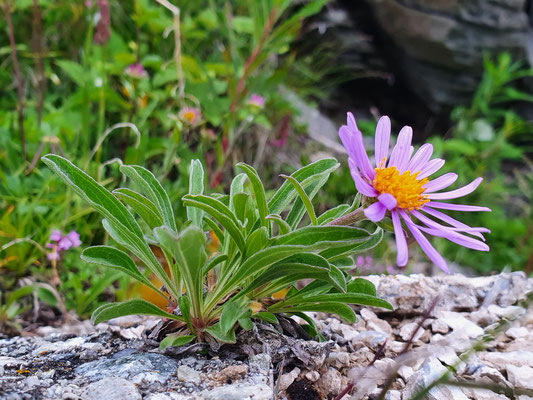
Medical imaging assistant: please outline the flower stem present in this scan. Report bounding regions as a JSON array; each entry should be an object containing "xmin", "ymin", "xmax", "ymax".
[{"xmin": 327, "ymin": 207, "xmax": 365, "ymax": 226}]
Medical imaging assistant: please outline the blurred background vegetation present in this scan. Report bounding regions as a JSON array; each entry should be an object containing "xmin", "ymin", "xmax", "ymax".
[{"xmin": 1, "ymin": 0, "xmax": 532, "ymax": 332}]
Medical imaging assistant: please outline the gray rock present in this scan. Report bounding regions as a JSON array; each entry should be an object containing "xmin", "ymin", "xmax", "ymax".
[
  {"xmin": 202, "ymin": 383, "xmax": 273, "ymax": 400},
  {"xmin": 317, "ymin": 367, "xmax": 343, "ymax": 396},
  {"xmin": 437, "ymin": 311, "xmax": 484, "ymax": 338},
  {"xmin": 506, "ymin": 365, "xmax": 533, "ymax": 390},
  {"xmin": 85, "ymin": 377, "xmax": 141, "ymax": 400},
  {"xmin": 177, "ymin": 365, "xmax": 202, "ymax": 384},
  {"xmin": 361, "ymin": 0, "xmax": 532, "ymax": 110},
  {"xmin": 76, "ymin": 352, "xmax": 178, "ymax": 382},
  {"xmin": 403, "ymin": 357, "xmax": 469, "ymax": 400},
  {"xmin": 248, "ymin": 353, "xmax": 271, "ymax": 373},
  {"xmin": 278, "ymin": 367, "xmax": 300, "ymax": 391}
]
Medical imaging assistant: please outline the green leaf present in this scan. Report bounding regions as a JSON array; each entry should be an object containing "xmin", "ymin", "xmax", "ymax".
[
  {"xmin": 100, "ymin": 218, "xmax": 175, "ymax": 298},
  {"xmin": 114, "ymin": 188, "xmax": 163, "ymax": 229},
  {"xmin": 273, "ymin": 225, "xmax": 370, "ymax": 247},
  {"xmin": 160, "ymin": 334, "xmax": 195, "ymax": 350},
  {"xmin": 203, "ymin": 254, "xmax": 228, "ymax": 274},
  {"xmin": 285, "ymin": 171, "xmax": 331, "ymax": 229},
  {"xmin": 347, "ymin": 278, "xmax": 377, "ymax": 296},
  {"xmin": 244, "ymin": 226, "xmax": 269, "ymax": 256},
  {"xmin": 319, "ymin": 227, "xmax": 383, "ymax": 260},
  {"xmin": 41, "ymin": 155, "xmax": 173, "ymax": 295},
  {"xmin": 318, "ymin": 204, "xmax": 350, "ymax": 225},
  {"xmin": 237, "ymin": 163, "xmax": 268, "ymax": 227},
  {"xmin": 42, "ymin": 155, "xmax": 143, "ymax": 238},
  {"xmin": 232, "ymin": 192, "xmax": 250, "ymax": 225},
  {"xmin": 266, "ymin": 214, "xmax": 291, "ymax": 235},
  {"xmin": 120, "ymin": 165, "xmax": 177, "ymax": 231},
  {"xmin": 278, "ymin": 302, "xmax": 356, "ymax": 324},
  {"xmin": 5, "ymin": 286, "xmax": 33, "ymax": 309},
  {"xmin": 280, "ymin": 174, "xmax": 317, "ymax": 225},
  {"xmin": 182, "ymin": 194, "xmax": 245, "ymax": 251},
  {"xmin": 81, "ymin": 246, "xmax": 164, "ymax": 296},
  {"xmin": 232, "ymin": 16, "xmax": 254, "ymax": 34},
  {"xmin": 91, "ymin": 299, "xmax": 181, "ymax": 324},
  {"xmin": 155, "ymin": 226, "xmax": 207, "ymax": 313},
  {"xmin": 253, "ymin": 312, "xmax": 278, "ymax": 324},
  {"xmin": 268, "ymin": 158, "xmax": 339, "ymax": 215},
  {"xmin": 178, "ymin": 296, "xmax": 194, "ymax": 333},
  {"xmin": 242, "ymin": 253, "xmax": 329, "ymax": 294},
  {"xmin": 219, "ymin": 302, "xmax": 244, "ymax": 334},
  {"xmin": 280, "ymin": 293, "xmax": 393, "ymax": 310},
  {"xmin": 252, "ymin": 311, "xmax": 278, "ymax": 324},
  {"xmin": 56, "ymin": 60, "xmax": 86, "ymax": 86},
  {"xmin": 229, "ymin": 173, "xmax": 247, "ymax": 212},
  {"xmin": 204, "ymin": 321, "xmax": 236, "ymax": 343},
  {"xmin": 187, "ymin": 160, "xmax": 205, "ymax": 228},
  {"xmin": 238, "ymin": 317, "xmax": 253, "ymax": 330}
]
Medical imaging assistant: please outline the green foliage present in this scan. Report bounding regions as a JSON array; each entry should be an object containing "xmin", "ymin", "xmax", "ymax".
[
  {"xmin": 428, "ymin": 53, "xmax": 533, "ymax": 273},
  {"xmin": 43, "ymin": 154, "xmax": 390, "ymax": 346},
  {"xmin": 0, "ymin": 0, "xmax": 329, "ymax": 326}
]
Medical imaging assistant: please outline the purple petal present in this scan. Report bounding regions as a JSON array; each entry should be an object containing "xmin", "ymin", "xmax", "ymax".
[
  {"xmin": 400, "ymin": 211, "xmax": 449, "ymax": 273},
  {"xmin": 347, "ymin": 112, "xmax": 359, "ymax": 132},
  {"xmin": 57, "ymin": 237, "xmax": 73, "ymax": 251},
  {"xmin": 418, "ymin": 158, "xmax": 445, "ymax": 179},
  {"xmin": 339, "ymin": 126, "xmax": 375, "ymax": 180},
  {"xmin": 420, "ymin": 206, "xmax": 486, "ymax": 240},
  {"xmin": 378, "ymin": 193, "xmax": 397, "ymax": 210},
  {"xmin": 391, "ymin": 210, "xmax": 408, "ymax": 266},
  {"xmin": 422, "ymin": 173, "xmax": 458, "ymax": 193},
  {"xmin": 49, "ymin": 230, "xmax": 62, "ymax": 242},
  {"xmin": 411, "ymin": 210, "xmax": 489, "ymax": 251},
  {"xmin": 388, "ymin": 126, "xmax": 413, "ymax": 172},
  {"xmin": 418, "ymin": 225, "xmax": 489, "ymax": 252},
  {"xmin": 407, "ymin": 143, "xmax": 433, "ymax": 173},
  {"xmin": 427, "ymin": 177, "xmax": 483, "ymax": 200},
  {"xmin": 66, "ymin": 230, "xmax": 82, "ymax": 247},
  {"xmin": 348, "ymin": 159, "xmax": 378, "ymax": 197},
  {"xmin": 364, "ymin": 201, "xmax": 387, "ymax": 222},
  {"xmin": 374, "ymin": 116, "xmax": 391, "ymax": 168},
  {"xmin": 425, "ymin": 201, "xmax": 491, "ymax": 212}
]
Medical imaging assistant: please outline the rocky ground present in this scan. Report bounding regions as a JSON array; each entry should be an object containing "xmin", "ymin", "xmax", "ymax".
[{"xmin": 1, "ymin": 272, "xmax": 532, "ymax": 400}]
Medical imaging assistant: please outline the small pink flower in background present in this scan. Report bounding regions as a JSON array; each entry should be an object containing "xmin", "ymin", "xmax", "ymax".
[
  {"xmin": 49, "ymin": 230, "xmax": 62, "ymax": 242},
  {"xmin": 46, "ymin": 230, "xmax": 81, "ymax": 261},
  {"xmin": 179, "ymin": 107, "xmax": 201, "ymax": 126},
  {"xmin": 339, "ymin": 112, "xmax": 491, "ymax": 273},
  {"xmin": 247, "ymin": 93, "xmax": 265, "ymax": 108},
  {"xmin": 124, "ymin": 63, "xmax": 148, "ymax": 79}
]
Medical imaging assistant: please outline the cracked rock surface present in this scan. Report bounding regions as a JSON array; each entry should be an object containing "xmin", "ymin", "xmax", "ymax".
[{"xmin": 0, "ymin": 272, "xmax": 531, "ymax": 400}]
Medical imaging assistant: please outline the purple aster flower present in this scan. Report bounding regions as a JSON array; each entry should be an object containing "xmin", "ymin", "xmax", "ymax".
[
  {"xmin": 124, "ymin": 63, "xmax": 148, "ymax": 79},
  {"xmin": 247, "ymin": 93, "xmax": 265, "ymax": 108},
  {"xmin": 339, "ymin": 112, "xmax": 491, "ymax": 273}
]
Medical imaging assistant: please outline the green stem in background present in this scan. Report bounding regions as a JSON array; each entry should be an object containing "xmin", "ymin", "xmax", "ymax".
[
  {"xmin": 328, "ymin": 207, "xmax": 365, "ymax": 226},
  {"xmin": 155, "ymin": 0, "xmax": 184, "ymax": 105},
  {"xmin": 3, "ymin": 0, "xmax": 26, "ymax": 162},
  {"xmin": 95, "ymin": 47, "xmax": 107, "ymax": 165},
  {"xmin": 78, "ymin": 8, "xmax": 95, "ymax": 158}
]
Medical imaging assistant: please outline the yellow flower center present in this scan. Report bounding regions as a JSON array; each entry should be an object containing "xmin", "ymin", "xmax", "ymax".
[
  {"xmin": 184, "ymin": 111, "xmax": 195, "ymax": 122},
  {"xmin": 373, "ymin": 166, "xmax": 429, "ymax": 211}
]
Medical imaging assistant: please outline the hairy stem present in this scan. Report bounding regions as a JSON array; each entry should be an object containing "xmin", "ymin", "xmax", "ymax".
[{"xmin": 327, "ymin": 207, "xmax": 365, "ymax": 226}]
